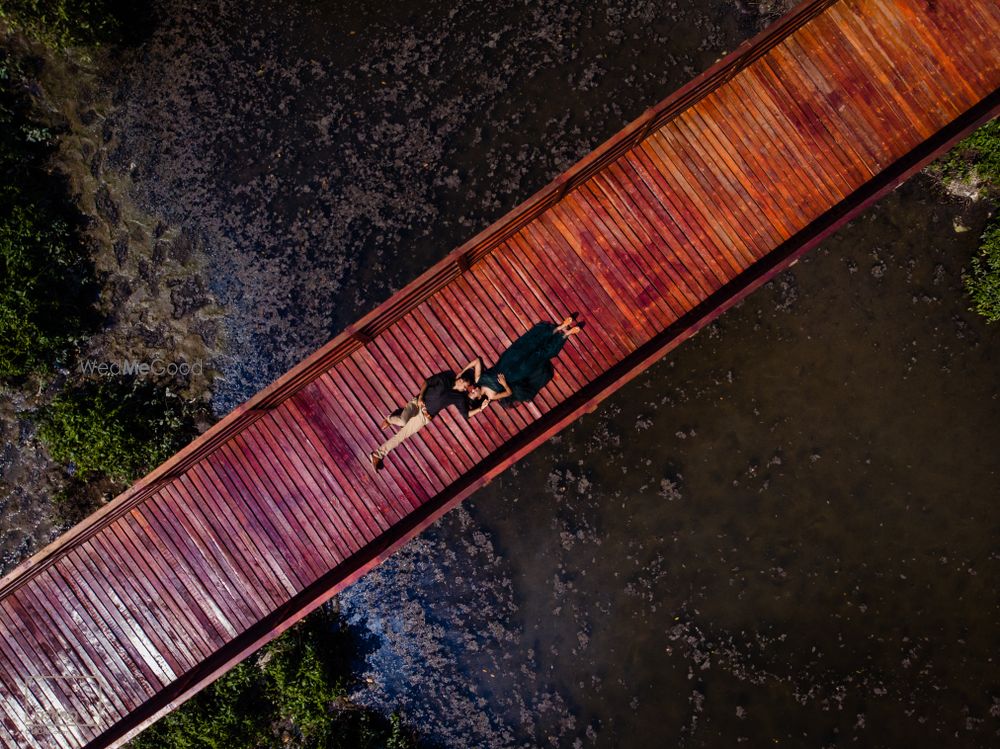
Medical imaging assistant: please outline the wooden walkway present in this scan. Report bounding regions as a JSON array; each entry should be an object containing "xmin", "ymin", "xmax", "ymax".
[{"xmin": 2, "ymin": 1, "xmax": 999, "ymax": 746}]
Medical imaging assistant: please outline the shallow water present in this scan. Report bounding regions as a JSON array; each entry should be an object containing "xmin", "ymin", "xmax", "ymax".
[{"xmin": 101, "ymin": 1, "xmax": 1000, "ymax": 746}]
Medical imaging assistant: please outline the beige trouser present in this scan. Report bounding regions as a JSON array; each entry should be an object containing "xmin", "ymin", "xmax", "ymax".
[{"xmin": 375, "ymin": 399, "xmax": 431, "ymax": 459}]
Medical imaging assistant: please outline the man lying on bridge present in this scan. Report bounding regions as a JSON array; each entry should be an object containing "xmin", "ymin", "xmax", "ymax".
[{"xmin": 369, "ymin": 369, "xmax": 476, "ymax": 471}]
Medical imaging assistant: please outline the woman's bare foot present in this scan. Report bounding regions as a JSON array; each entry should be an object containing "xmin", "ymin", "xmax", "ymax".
[
  {"xmin": 564, "ymin": 323, "xmax": 583, "ymax": 336},
  {"xmin": 379, "ymin": 417, "xmax": 391, "ymax": 430}
]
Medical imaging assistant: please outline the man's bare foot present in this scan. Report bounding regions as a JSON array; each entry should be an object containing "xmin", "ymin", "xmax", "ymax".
[
  {"xmin": 369, "ymin": 451, "xmax": 384, "ymax": 471},
  {"xmin": 379, "ymin": 418, "xmax": 390, "ymax": 430},
  {"xmin": 564, "ymin": 324, "xmax": 583, "ymax": 336}
]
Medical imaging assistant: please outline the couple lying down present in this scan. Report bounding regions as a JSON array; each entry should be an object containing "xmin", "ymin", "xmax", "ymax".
[{"xmin": 369, "ymin": 315, "xmax": 583, "ymax": 472}]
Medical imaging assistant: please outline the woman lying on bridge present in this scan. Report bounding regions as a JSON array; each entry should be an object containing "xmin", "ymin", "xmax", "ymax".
[{"xmin": 464, "ymin": 314, "xmax": 583, "ymax": 414}]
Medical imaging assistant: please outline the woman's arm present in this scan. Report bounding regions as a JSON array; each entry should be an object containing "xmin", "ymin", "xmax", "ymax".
[
  {"xmin": 460, "ymin": 357, "xmax": 483, "ymax": 382},
  {"xmin": 492, "ymin": 373, "xmax": 513, "ymax": 400}
]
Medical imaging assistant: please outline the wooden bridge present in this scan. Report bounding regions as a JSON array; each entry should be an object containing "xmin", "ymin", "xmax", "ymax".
[{"xmin": 2, "ymin": 0, "xmax": 999, "ymax": 746}]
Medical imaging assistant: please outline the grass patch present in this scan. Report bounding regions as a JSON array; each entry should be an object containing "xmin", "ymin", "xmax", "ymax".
[
  {"xmin": 930, "ymin": 117, "xmax": 1000, "ymax": 198},
  {"xmin": 964, "ymin": 219, "xmax": 1000, "ymax": 323},
  {"xmin": 37, "ymin": 379, "xmax": 198, "ymax": 483},
  {"xmin": 129, "ymin": 606, "xmax": 420, "ymax": 749},
  {"xmin": 0, "ymin": 0, "xmax": 152, "ymax": 48}
]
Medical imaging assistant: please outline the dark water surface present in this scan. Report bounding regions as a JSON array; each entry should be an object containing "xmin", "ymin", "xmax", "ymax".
[{"xmin": 104, "ymin": 1, "xmax": 1000, "ymax": 746}]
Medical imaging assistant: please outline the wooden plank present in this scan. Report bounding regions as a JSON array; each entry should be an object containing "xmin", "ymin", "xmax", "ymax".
[
  {"xmin": 255, "ymin": 413, "xmax": 359, "ymax": 560},
  {"xmin": 747, "ymin": 57, "xmax": 864, "ymax": 189},
  {"xmin": 658, "ymin": 110, "xmax": 774, "ymax": 259},
  {"xmin": 727, "ymin": 69, "xmax": 845, "ymax": 210},
  {"xmin": 294, "ymin": 374, "xmax": 416, "ymax": 519},
  {"xmin": 593, "ymin": 158, "xmax": 723, "ymax": 293},
  {"xmin": 562, "ymin": 190, "xmax": 695, "ymax": 316},
  {"xmin": 208, "ymin": 438, "xmax": 329, "ymax": 582},
  {"xmin": 183, "ymin": 464, "xmax": 305, "ymax": 595},
  {"xmin": 271, "ymin": 403, "xmax": 384, "ymax": 543}
]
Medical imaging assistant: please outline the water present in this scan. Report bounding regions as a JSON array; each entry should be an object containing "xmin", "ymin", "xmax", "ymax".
[{"xmin": 101, "ymin": 1, "xmax": 1000, "ymax": 746}]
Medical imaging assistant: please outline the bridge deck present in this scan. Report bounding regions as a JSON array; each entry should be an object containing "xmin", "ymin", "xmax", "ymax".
[{"xmin": 2, "ymin": 1, "xmax": 999, "ymax": 746}]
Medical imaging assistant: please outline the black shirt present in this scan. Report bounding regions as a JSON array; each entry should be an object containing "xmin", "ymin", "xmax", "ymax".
[{"xmin": 422, "ymin": 371, "xmax": 470, "ymax": 419}]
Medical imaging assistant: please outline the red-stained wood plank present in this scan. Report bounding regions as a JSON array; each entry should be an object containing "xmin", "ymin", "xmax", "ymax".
[
  {"xmin": 746, "ymin": 58, "xmax": 864, "ymax": 190},
  {"xmin": 324, "ymin": 356, "xmax": 444, "ymax": 506},
  {"xmin": 142, "ymin": 488, "xmax": 258, "ymax": 632},
  {"xmin": 255, "ymin": 413, "xmax": 360, "ymax": 560},
  {"xmin": 184, "ymin": 462, "xmax": 306, "ymax": 595},
  {"xmin": 292, "ymin": 375, "xmax": 415, "ymax": 521},
  {"xmin": 839, "ymin": 1, "xmax": 961, "ymax": 126},
  {"xmin": 110, "ymin": 511, "xmax": 221, "ymax": 656},
  {"xmin": 894, "ymin": 0, "xmax": 987, "ymax": 95},
  {"xmin": 648, "ymin": 125, "xmax": 762, "ymax": 267},
  {"xmin": 726, "ymin": 70, "xmax": 845, "ymax": 210},
  {"xmin": 279, "ymin": 395, "xmax": 388, "ymax": 540},
  {"xmin": 0, "ymin": 607, "xmax": 80, "ymax": 749},
  {"xmin": 541, "ymin": 203, "xmax": 668, "ymax": 334},
  {"xmin": 206, "ymin": 439, "xmax": 327, "ymax": 583},
  {"xmin": 234, "ymin": 422, "xmax": 346, "ymax": 567},
  {"xmin": 544, "ymin": 202, "xmax": 671, "ymax": 335},
  {"xmin": 508, "ymin": 230, "xmax": 629, "ymax": 366},
  {"xmin": 782, "ymin": 35, "xmax": 892, "ymax": 169},
  {"xmin": 699, "ymin": 88, "xmax": 815, "ymax": 229},
  {"xmin": 572, "ymin": 178, "xmax": 703, "ymax": 310},
  {"xmin": 592, "ymin": 158, "xmax": 722, "ymax": 294},
  {"xmin": 320, "ymin": 355, "xmax": 435, "ymax": 502},
  {"xmin": 271, "ymin": 403, "xmax": 382, "ymax": 544},
  {"xmin": 174, "ymin": 470, "xmax": 293, "ymax": 603},
  {"xmin": 518, "ymin": 220, "xmax": 644, "ymax": 356},
  {"xmin": 159, "ymin": 482, "xmax": 272, "ymax": 619},
  {"xmin": 0, "ymin": 595, "xmax": 103, "ymax": 742},
  {"xmin": 663, "ymin": 111, "xmax": 775, "ymax": 259},
  {"xmin": 562, "ymin": 190, "xmax": 694, "ymax": 317},
  {"xmin": 823, "ymin": 5, "xmax": 936, "ymax": 140},
  {"xmin": 480, "ymin": 250, "xmax": 604, "ymax": 384},
  {"xmin": 91, "ymin": 529, "xmax": 201, "ymax": 670},
  {"xmin": 796, "ymin": 22, "xmax": 921, "ymax": 160},
  {"xmin": 679, "ymin": 103, "xmax": 798, "ymax": 244},
  {"xmin": 860, "ymin": 0, "xmax": 979, "ymax": 111},
  {"xmin": 61, "ymin": 550, "xmax": 168, "ymax": 690},
  {"xmin": 133, "ymin": 504, "xmax": 251, "ymax": 641},
  {"xmin": 69, "ymin": 540, "xmax": 181, "ymax": 683}
]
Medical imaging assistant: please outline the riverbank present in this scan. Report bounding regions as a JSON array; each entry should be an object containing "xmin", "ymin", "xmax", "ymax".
[{"xmin": 0, "ymin": 25, "xmax": 221, "ymax": 569}]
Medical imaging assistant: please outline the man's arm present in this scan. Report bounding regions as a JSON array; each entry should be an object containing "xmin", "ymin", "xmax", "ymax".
[{"xmin": 468, "ymin": 399, "xmax": 490, "ymax": 418}]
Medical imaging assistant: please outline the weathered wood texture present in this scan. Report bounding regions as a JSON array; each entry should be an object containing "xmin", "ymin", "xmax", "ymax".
[{"xmin": 2, "ymin": 1, "xmax": 998, "ymax": 747}]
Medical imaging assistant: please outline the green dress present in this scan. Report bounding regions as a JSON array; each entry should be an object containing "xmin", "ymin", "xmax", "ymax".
[{"xmin": 478, "ymin": 322, "xmax": 567, "ymax": 406}]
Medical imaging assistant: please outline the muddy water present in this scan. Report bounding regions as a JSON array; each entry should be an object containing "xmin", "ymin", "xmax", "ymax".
[{"xmin": 102, "ymin": 1, "xmax": 1000, "ymax": 747}]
